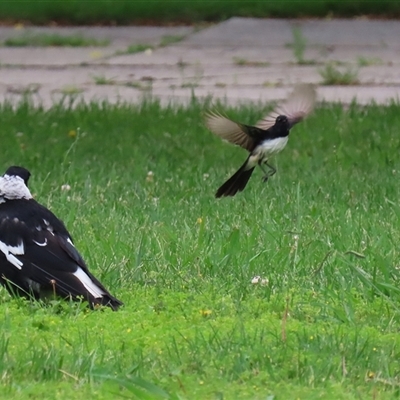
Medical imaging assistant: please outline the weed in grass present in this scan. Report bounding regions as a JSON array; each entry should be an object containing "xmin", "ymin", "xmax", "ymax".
[
  {"xmin": 232, "ymin": 57, "xmax": 247, "ymax": 66},
  {"xmin": 262, "ymin": 81, "xmax": 283, "ymax": 87},
  {"xmin": 177, "ymin": 61, "xmax": 203, "ymax": 90},
  {"xmin": 56, "ymin": 85, "xmax": 85, "ymax": 96},
  {"xmin": 125, "ymin": 80, "xmax": 154, "ymax": 93},
  {"xmin": 115, "ymin": 35, "xmax": 182, "ymax": 58},
  {"xmin": 288, "ymin": 26, "xmax": 316, "ymax": 65},
  {"xmin": 125, "ymin": 81, "xmax": 144, "ymax": 89},
  {"xmin": 0, "ymin": 101, "xmax": 400, "ymax": 398},
  {"xmin": 232, "ymin": 57, "xmax": 269, "ymax": 67},
  {"xmin": 181, "ymin": 82, "xmax": 199, "ymax": 89},
  {"xmin": 127, "ymin": 44, "xmax": 153, "ymax": 54},
  {"xmin": 91, "ymin": 75, "xmax": 117, "ymax": 85},
  {"xmin": 116, "ymin": 43, "xmax": 154, "ymax": 56},
  {"xmin": 4, "ymin": 33, "xmax": 109, "ymax": 47},
  {"xmin": 319, "ymin": 62, "xmax": 359, "ymax": 85},
  {"xmin": 357, "ymin": 56, "xmax": 384, "ymax": 67},
  {"xmin": 159, "ymin": 34, "xmax": 185, "ymax": 47},
  {"xmin": 6, "ymin": 83, "xmax": 40, "ymax": 95}
]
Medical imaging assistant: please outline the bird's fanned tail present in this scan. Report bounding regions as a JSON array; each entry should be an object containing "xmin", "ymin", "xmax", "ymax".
[{"xmin": 216, "ymin": 158, "xmax": 255, "ymax": 198}]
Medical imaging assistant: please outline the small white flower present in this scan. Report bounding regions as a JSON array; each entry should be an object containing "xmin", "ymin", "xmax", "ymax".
[
  {"xmin": 251, "ymin": 275, "xmax": 269, "ymax": 286},
  {"xmin": 61, "ymin": 184, "xmax": 71, "ymax": 191},
  {"xmin": 203, "ymin": 173, "xmax": 210, "ymax": 180},
  {"xmin": 144, "ymin": 48, "xmax": 153, "ymax": 56},
  {"xmin": 146, "ymin": 171, "xmax": 154, "ymax": 182},
  {"xmin": 16, "ymin": 132, "xmax": 24, "ymax": 137},
  {"xmin": 260, "ymin": 277, "xmax": 269, "ymax": 286},
  {"xmin": 290, "ymin": 234, "xmax": 299, "ymax": 253}
]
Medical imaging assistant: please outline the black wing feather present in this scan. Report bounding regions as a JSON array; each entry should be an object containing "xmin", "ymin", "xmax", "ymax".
[{"xmin": 0, "ymin": 199, "xmax": 123, "ymax": 310}]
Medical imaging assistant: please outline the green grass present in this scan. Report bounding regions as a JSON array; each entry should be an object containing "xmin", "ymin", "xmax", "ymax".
[
  {"xmin": 3, "ymin": 33, "xmax": 109, "ymax": 47},
  {"xmin": 1, "ymin": 99, "xmax": 400, "ymax": 399},
  {"xmin": 1, "ymin": 0, "xmax": 400, "ymax": 24}
]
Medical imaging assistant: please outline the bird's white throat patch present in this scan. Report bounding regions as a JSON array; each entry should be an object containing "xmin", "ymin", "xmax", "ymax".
[
  {"xmin": 248, "ymin": 136, "xmax": 289, "ymax": 167},
  {"xmin": 0, "ymin": 175, "xmax": 32, "ymax": 201},
  {"xmin": 257, "ymin": 136, "xmax": 289, "ymax": 157}
]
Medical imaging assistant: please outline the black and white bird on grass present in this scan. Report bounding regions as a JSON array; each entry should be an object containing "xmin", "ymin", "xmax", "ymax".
[
  {"xmin": 205, "ymin": 84, "xmax": 316, "ymax": 198},
  {"xmin": 0, "ymin": 166, "xmax": 123, "ymax": 310}
]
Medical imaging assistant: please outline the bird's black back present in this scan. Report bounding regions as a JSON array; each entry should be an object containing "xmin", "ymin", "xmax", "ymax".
[
  {"xmin": 0, "ymin": 199, "xmax": 70, "ymax": 245},
  {"xmin": 244, "ymin": 116, "xmax": 291, "ymax": 148}
]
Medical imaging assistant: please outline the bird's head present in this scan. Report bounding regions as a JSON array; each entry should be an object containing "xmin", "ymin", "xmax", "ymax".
[
  {"xmin": 0, "ymin": 166, "xmax": 33, "ymax": 202},
  {"xmin": 275, "ymin": 115, "xmax": 289, "ymax": 126}
]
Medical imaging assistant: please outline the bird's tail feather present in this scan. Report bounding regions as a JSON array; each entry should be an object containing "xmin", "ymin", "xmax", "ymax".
[{"xmin": 216, "ymin": 159, "xmax": 254, "ymax": 198}]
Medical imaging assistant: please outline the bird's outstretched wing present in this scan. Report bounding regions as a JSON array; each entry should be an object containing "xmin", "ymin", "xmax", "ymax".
[
  {"xmin": 204, "ymin": 111, "xmax": 256, "ymax": 152},
  {"xmin": 256, "ymin": 84, "xmax": 316, "ymax": 130}
]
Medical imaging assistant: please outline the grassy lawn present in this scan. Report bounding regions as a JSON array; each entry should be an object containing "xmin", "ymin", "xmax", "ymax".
[
  {"xmin": 0, "ymin": 0, "xmax": 400, "ymax": 24},
  {"xmin": 0, "ymin": 99, "xmax": 400, "ymax": 399},
  {"xmin": 3, "ymin": 33, "xmax": 109, "ymax": 47}
]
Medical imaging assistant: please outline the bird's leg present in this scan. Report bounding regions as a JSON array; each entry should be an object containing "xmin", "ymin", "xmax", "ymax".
[
  {"xmin": 258, "ymin": 161, "xmax": 276, "ymax": 182},
  {"xmin": 264, "ymin": 162, "xmax": 276, "ymax": 177},
  {"xmin": 258, "ymin": 162, "xmax": 271, "ymax": 182}
]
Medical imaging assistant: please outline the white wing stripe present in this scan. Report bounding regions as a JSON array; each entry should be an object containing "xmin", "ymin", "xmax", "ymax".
[
  {"xmin": 0, "ymin": 240, "xmax": 24, "ymax": 270},
  {"xmin": 73, "ymin": 267, "xmax": 105, "ymax": 298}
]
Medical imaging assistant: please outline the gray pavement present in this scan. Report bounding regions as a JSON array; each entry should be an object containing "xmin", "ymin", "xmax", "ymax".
[{"xmin": 1, "ymin": 18, "xmax": 400, "ymax": 107}]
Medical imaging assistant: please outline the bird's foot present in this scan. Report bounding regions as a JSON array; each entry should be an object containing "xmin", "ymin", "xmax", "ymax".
[{"xmin": 262, "ymin": 175, "xmax": 269, "ymax": 183}]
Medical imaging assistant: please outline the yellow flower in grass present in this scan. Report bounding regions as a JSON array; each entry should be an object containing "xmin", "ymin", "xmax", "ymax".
[
  {"xmin": 367, "ymin": 371, "xmax": 375, "ymax": 379},
  {"xmin": 200, "ymin": 309, "xmax": 212, "ymax": 317},
  {"xmin": 68, "ymin": 130, "xmax": 77, "ymax": 138}
]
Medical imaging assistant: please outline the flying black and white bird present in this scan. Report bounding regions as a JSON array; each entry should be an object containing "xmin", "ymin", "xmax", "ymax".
[
  {"xmin": 0, "ymin": 166, "xmax": 123, "ymax": 310},
  {"xmin": 205, "ymin": 84, "xmax": 316, "ymax": 197}
]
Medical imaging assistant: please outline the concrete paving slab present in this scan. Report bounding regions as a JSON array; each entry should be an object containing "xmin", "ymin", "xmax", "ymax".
[
  {"xmin": 0, "ymin": 47, "xmax": 115, "ymax": 66},
  {"xmin": 186, "ymin": 17, "xmax": 400, "ymax": 48},
  {"xmin": 298, "ymin": 19, "xmax": 400, "ymax": 47},
  {"xmin": 1, "ymin": 19, "xmax": 400, "ymax": 107},
  {"xmin": 184, "ymin": 18, "xmax": 294, "ymax": 47}
]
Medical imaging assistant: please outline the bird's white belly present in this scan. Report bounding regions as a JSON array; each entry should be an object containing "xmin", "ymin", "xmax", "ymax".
[{"xmin": 250, "ymin": 136, "xmax": 288, "ymax": 165}]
